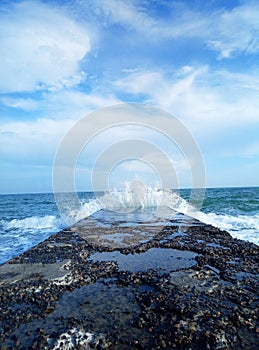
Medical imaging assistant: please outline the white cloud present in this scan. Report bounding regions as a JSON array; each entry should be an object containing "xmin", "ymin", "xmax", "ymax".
[
  {"xmin": 0, "ymin": 88, "xmax": 119, "ymax": 118},
  {"xmin": 115, "ymin": 68, "xmax": 203, "ymax": 111},
  {"xmin": 41, "ymin": 90, "xmax": 120, "ymax": 120},
  {"xmin": 92, "ymin": 1, "xmax": 259, "ymax": 58},
  {"xmin": 215, "ymin": 70, "xmax": 259, "ymax": 92},
  {"xmin": 114, "ymin": 66, "xmax": 259, "ymax": 131},
  {"xmin": 207, "ymin": 2, "xmax": 259, "ymax": 58},
  {"xmin": 0, "ymin": 118, "xmax": 74, "ymax": 164},
  {"xmin": 0, "ymin": 97, "xmax": 38, "ymax": 111},
  {"xmin": 115, "ymin": 71, "xmax": 163, "ymax": 95},
  {"xmin": 0, "ymin": 90, "xmax": 119, "ymax": 164},
  {"xmin": 1, "ymin": 0, "xmax": 259, "ymax": 192},
  {"xmin": 0, "ymin": 89, "xmax": 125, "ymax": 180},
  {"xmin": 0, "ymin": 1, "xmax": 90, "ymax": 93},
  {"xmin": 92, "ymin": 0, "xmax": 213, "ymax": 40},
  {"xmin": 90, "ymin": 0, "xmax": 157, "ymax": 34},
  {"xmin": 113, "ymin": 65, "xmax": 259, "ymax": 173}
]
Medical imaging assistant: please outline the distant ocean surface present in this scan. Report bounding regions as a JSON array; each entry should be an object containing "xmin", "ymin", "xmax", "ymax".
[{"xmin": 0, "ymin": 187, "xmax": 258, "ymax": 265}]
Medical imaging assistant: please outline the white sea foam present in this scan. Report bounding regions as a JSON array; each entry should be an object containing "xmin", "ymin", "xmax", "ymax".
[
  {"xmin": 3, "ymin": 188, "xmax": 256, "ymax": 246},
  {"xmin": 0, "ymin": 188, "xmax": 257, "ymax": 266},
  {"xmin": 95, "ymin": 185, "xmax": 189, "ymax": 213},
  {"xmin": 2, "ymin": 215, "xmax": 61, "ymax": 232},
  {"xmin": 0, "ymin": 215, "xmax": 63, "ymax": 265},
  {"xmin": 57, "ymin": 184, "xmax": 202, "ymax": 225},
  {"xmin": 193, "ymin": 211, "xmax": 259, "ymax": 245},
  {"xmin": 77, "ymin": 186, "xmax": 258, "ymax": 245},
  {"xmin": 72, "ymin": 199, "xmax": 103, "ymax": 222}
]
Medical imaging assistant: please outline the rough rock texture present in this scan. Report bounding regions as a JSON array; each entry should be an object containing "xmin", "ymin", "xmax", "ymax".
[{"xmin": 0, "ymin": 209, "xmax": 258, "ymax": 349}]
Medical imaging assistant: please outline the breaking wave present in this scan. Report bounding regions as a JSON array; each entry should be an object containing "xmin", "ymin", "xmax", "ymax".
[
  {"xmin": 76, "ymin": 186, "xmax": 259, "ymax": 245},
  {"xmin": 193, "ymin": 211, "xmax": 259, "ymax": 245},
  {"xmin": 1, "ymin": 186, "xmax": 257, "ymax": 266},
  {"xmin": 2, "ymin": 215, "xmax": 61, "ymax": 232}
]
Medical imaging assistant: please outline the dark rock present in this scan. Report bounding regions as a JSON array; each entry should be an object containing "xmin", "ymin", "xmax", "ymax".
[{"xmin": 0, "ymin": 209, "xmax": 258, "ymax": 349}]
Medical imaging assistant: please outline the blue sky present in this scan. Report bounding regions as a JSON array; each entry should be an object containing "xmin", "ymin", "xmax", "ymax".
[{"xmin": 0, "ymin": 0, "xmax": 259, "ymax": 193}]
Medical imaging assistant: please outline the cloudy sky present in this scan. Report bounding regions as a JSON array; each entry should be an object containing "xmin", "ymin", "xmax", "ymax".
[{"xmin": 0, "ymin": 0, "xmax": 259, "ymax": 193}]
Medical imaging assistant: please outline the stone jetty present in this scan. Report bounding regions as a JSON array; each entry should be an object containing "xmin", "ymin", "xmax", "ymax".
[{"xmin": 0, "ymin": 208, "xmax": 258, "ymax": 349}]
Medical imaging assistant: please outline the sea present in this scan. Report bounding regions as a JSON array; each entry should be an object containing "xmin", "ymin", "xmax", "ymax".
[{"xmin": 0, "ymin": 186, "xmax": 258, "ymax": 265}]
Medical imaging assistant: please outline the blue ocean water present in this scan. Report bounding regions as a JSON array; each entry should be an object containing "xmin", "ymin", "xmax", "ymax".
[{"xmin": 0, "ymin": 187, "xmax": 258, "ymax": 265}]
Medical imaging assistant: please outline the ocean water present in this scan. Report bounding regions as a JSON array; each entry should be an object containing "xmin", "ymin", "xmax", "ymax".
[{"xmin": 0, "ymin": 187, "xmax": 258, "ymax": 265}]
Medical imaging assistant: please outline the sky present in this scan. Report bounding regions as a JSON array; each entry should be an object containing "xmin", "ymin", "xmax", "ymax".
[{"xmin": 0, "ymin": 0, "xmax": 259, "ymax": 193}]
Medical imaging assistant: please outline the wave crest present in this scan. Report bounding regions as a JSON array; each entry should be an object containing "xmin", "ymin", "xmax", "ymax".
[{"xmin": 2, "ymin": 215, "xmax": 61, "ymax": 231}]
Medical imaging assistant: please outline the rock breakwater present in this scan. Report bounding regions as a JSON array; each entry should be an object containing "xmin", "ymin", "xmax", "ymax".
[{"xmin": 0, "ymin": 209, "xmax": 258, "ymax": 349}]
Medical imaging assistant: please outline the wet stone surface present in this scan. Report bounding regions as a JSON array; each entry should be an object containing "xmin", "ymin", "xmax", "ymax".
[
  {"xmin": 89, "ymin": 248, "xmax": 198, "ymax": 273},
  {"xmin": 0, "ymin": 209, "xmax": 258, "ymax": 349}
]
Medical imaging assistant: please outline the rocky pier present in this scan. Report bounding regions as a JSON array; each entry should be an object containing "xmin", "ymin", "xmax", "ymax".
[{"xmin": 0, "ymin": 208, "xmax": 258, "ymax": 349}]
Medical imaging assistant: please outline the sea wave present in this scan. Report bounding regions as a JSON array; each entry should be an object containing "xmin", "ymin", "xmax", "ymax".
[
  {"xmin": 0, "ymin": 188, "xmax": 258, "ymax": 266},
  {"xmin": 1, "ymin": 215, "xmax": 61, "ymax": 232},
  {"xmin": 0, "ymin": 215, "xmax": 63, "ymax": 265},
  {"xmin": 2, "ymin": 188, "xmax": 257, "ymax": 247},
  {"xmin": 91, "ymin": 185, "xmax": 197, "ymax": 213},
  {"xmin": 71, "ymin": 199, "xmax": 103, "ymax": 223},
  {"xmin": 193, "ymin": 211, "xmax": 259, "ymax": 245},
  {"xmin": 80, "ymin": 186, "xmax": 259, "ymax": 245}
]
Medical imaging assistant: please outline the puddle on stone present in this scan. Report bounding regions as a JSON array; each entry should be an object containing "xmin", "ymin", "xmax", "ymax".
[
  {"xmin": 160, "ymin": 231, "xmax": 188, "ymax": 243},
  {"xmin": 207, "ymin": 243, "xmax": 229, "ymax": 250},
  {"xmin": 90, "ymin": 248, "xmax": 197, "ymax": 273},
  {"xmin": 5, "ymin": 281, "xmax": 150, "ymax": 349},
  {"xmin": 233, "ymin": 271, "xmax": 259, "ymax": 281},
  {"xmin": 99, "ymin": 230, "xmax": 156, "ymax": 247},
  {"xmin": 100, "ymin": 232, "xmax": 133, "ymax": 244},
  {"xmin": 73, "ymin": 208, "xmax": 205, "ymax": 250},
  {"xmin": 0, "ymin": 260, "xmax": 71, "ymax": 285},
  {"xmin": 169, "ymin": 231, "xmax": 187, "ymax": 238},
  {"xmin": 206, "ymin": 243, "xmax": 230, "ymax": 250},
  {"xmin": 74, "ymin": 207, "xmax": 204, "ymax": 229}
]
